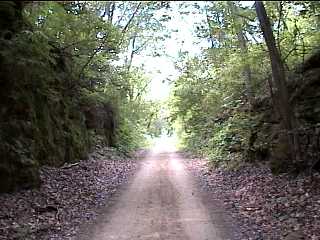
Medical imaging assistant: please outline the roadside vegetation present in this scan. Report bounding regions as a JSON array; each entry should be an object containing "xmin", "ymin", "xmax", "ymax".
[
  {"xmin": 170, "ymin": 1, "xmax": 320, "ymax": 173},
  {"xmin": 0, "ymin": 1, "xmax": 319, "ymax": 239}
]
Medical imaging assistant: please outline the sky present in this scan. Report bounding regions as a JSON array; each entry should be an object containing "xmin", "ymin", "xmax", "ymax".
[
  {"xmin": 133, "ymin": 1, "xmax": 207, "ymax": 101},
  {"xmin": 131, "ymin": 1, "xmax": 255, "ymax": 101}
]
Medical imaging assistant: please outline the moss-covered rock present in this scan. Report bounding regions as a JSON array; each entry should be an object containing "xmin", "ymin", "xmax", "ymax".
[
  {"xmin": 0, "ymin": 2, "xmax": 119, "ymax": 193},
  {"xmin": 247, "ymin": 51, "xmax": 320, "ymax": 173},
  {"xmin": 0, "ymin": 21, "xmax": 91, "ymax": 192},
  {"xmin": 0, "ymin": 1, "xmax": 25, "ymax": 37},
  {"xmin": 80, "ymin": 90, "xmax": 117, "ymax": 147}
]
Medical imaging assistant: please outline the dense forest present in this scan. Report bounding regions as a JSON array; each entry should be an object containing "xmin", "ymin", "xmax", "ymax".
[
  {"xmin": 0, "ymin": 1, "xmax": 320, "ymax": 239},
  {"xmin": 170, "ymin": 1, "xmax": 320, "ymax": 173}
]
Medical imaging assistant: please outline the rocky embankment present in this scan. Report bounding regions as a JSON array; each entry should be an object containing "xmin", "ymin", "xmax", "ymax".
[
  {"xmin": 0, "ymin": 1, "xmax": 118, "ymax": 193},
  {"xmin": 0, "ymin": 146, "xmax": 142, "ymax": 240}
]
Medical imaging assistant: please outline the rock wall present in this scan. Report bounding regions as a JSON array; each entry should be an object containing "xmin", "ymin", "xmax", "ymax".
[
  {"xmin": 0, "ymin": 2, "xmax": 117, "ymax": 193},
  {"xmin": 248, "ymin": 50, "xmax": 320, "ymax": 173},
  {"xmin": 82, "ymin": 98, "xmax": 117, "ymax": 147}
]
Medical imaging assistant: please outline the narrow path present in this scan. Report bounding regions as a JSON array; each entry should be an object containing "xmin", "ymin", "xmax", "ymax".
[{"xmin": 78, "ymin": 147, "xmax": 237, "ymax": 240}]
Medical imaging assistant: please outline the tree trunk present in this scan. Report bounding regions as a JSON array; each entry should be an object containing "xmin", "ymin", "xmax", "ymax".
[
  {"xmin": 127, "ymin": 35, "xmax": 137, "ymax": 71},
  {"xmin": 227, "ymin": 1, "xmax": 255, "ymax": 105},
  {"xmin": 103, "ymin": 2, "xmax": 115, "ymax": 23},
  {"xmin": 237, "ymin": 28, "xmax": 254, "ymax": 105},
  {"xmin": 255, "ymin": 1, "xmax": 300, "ymax": 164},
  {"xmin": 205, "ymin": 12, "xmax": 215, "ymax": 48}
]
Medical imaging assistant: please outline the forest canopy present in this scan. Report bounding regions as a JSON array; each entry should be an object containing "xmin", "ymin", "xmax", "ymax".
[{"xmin": 24, "ymin": 1, "xmax": 320, "ymax": 172}]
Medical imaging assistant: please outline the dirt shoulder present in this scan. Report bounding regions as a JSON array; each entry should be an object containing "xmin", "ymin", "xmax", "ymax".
[
  {"xmin": 0, "ymin": 147, "xmax": 141, "ymax": 240},
  {"xmin": 183, "ymin": 152, "xmax": 320, "ymax": 239}
]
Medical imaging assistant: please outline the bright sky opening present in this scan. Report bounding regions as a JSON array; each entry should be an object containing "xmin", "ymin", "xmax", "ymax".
[{"xmin": 131, "ymin": 1, "xmax": 255, "ymax": 101}]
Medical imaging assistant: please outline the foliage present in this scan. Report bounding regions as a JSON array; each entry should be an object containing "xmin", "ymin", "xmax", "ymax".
[
  {"xmin": 170, "ymin": 1, "xmax": 320, "ymax": 169},
  {"xmin": 206, "ymin": 112, "xmax": 255, "ymax": 167},
  {"xmin": 3, "ymin": 0, "xmax": 320, "ymax": 174},
  {"xmin": 21, "ymin": 1, "xmax": 171, "ymax": 154}
]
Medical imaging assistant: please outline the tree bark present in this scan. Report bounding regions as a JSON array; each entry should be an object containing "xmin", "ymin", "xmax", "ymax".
[{"xmin": 255, "ymin": 1, "xmax": 300, "ymax": 163}]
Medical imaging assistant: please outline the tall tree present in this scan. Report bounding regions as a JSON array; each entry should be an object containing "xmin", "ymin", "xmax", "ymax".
[
  {"xmin": 227, "ymin": 1, "xmax": 255, "ymax": 105},
  {"xmin": 255, "ymin": 1, "xmax": 299, "ymax": 163}
]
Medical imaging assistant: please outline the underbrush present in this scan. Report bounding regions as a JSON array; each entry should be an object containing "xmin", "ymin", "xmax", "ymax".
[{"xmin": 179, "ymin": 109, "xmax": 257, "ymax": 169}]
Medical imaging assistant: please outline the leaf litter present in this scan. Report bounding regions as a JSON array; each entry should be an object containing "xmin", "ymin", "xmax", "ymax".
[
  {"xmin": 0, "ymin": 146, "xmax": 142, "ymax": 240},
  {"xmin": 184, "ymin": 153, "xmax": 320, "ymax": 240}
]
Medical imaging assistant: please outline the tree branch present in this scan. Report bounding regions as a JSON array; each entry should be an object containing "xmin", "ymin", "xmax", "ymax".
[
  {"xmin": 121, "ymin": 2, "xmax": 142, "ymax": 33},
  {"xmin": 235, "ymin": 13, "xmax": 255, "ymax": 22},
  {"xmin": 134, "ymin": 79, "xmax": 152, "ymax": 101},
  {"xmin": 276, "ymin": 1, "xmax": 283, "ymax": 58}
]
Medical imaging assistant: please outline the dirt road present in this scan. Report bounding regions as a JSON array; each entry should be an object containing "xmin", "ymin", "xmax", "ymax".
[{"xmin": 78, "ymin": 146, "xmax": 238, "ymax": 240}]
